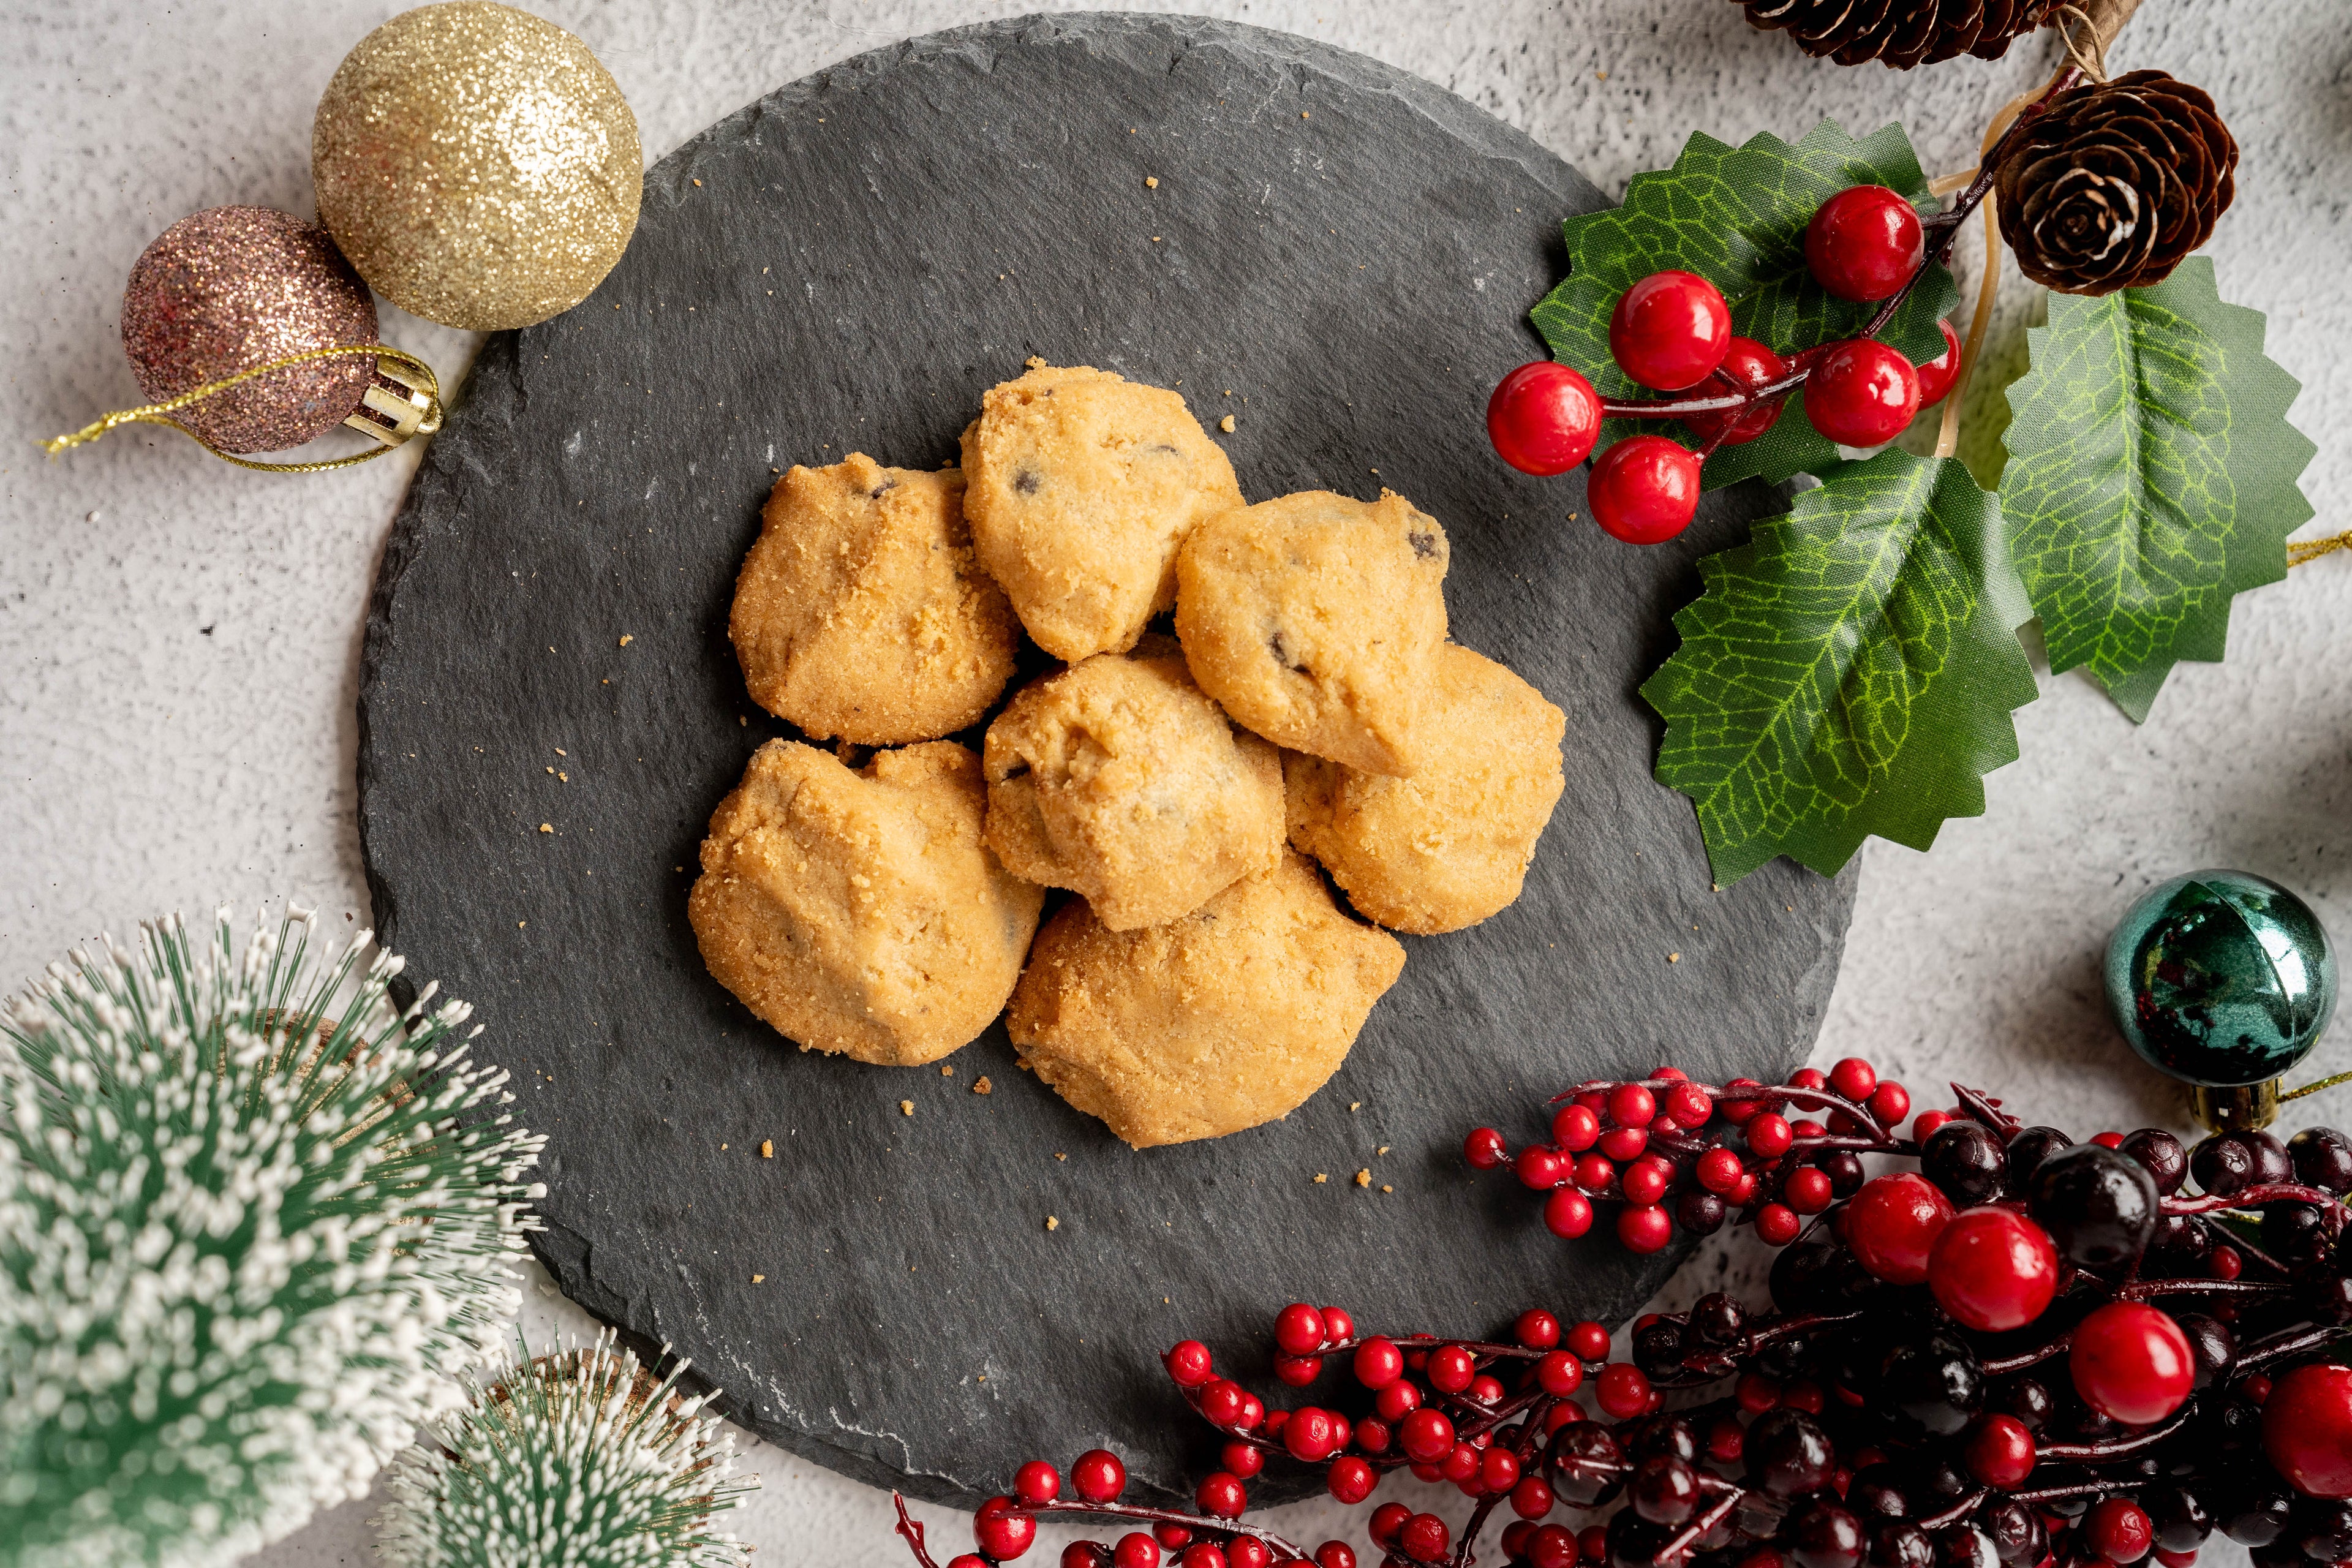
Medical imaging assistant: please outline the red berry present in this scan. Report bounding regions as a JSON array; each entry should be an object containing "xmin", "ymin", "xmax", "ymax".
[
  {"xmin": 1789, "ymin": 1068, "xmax": 1827, "ymax": 1092},
  {"xmin": 2212, "ymin": 1245, "xmax": 2242, "ymax": 1280},
  {"xmin": 1718, "ymin": 1079, "xmax": 1765, "ymax": 1125},
  {"xmin": 1782, "ymin": 1379, "xmax": 1826, "ymax": 1415},
  {"xmin": 1572, "ymin": 1152, "xmax": 1616, "ymax": 1194},
  {"xmin": 1805, "ymin": 339, "xmax": 1921, "ymax": 447},
  {"xmin": 1482, "ymin": 1447, "xmax": 1522, "ymax": 1492},
  {"xmin": 1610, "ymin": 270, "xmax": 1735, "ymax": 391},
  {"xmin": 1618, "ymin": 1203, "xmax": 1673, "ymax": 1253},
  {"xmin": 1805, "ymin": 185, "xmax": 1924, "ymax": 303},
  {"xmin": 1398, "ymin": 1514, "xmax": 1450, "ymax": 1566},
  {"xmin": 1156, "ymin": 1529, "xmax": 1193, "ymax": 1555},
  {"xmin": 1534, "ymin": 1349, "xmax": 1583, "ymax": 1395},
  {"xmin": 1708, "ymin": 1414, "xmax": 1746, "ymax": 1463},
  {"xmin": 2070, "ymin": 1301, "xmax": 2195, "ymax": 1425},
  {"xmin": 1621, "ymin": 1154, "xmax": 1672, "ymax": 1207},
  {"xmin": 1783, "ymin": 1167, "xmax": 1835, "ymax": 1216},
  {"xmin": 1370, "ymin": 1504, "xmax": 1412, "ymax": 1548},
  {"xmin": 1196, "ymin": 1471, "xmax": 1246, "ymax": 1517},
  {"xmin": 2262, "ymin": 1362, "xmax": 2352, "ymax": 1498},
  {"xmin": 1543, "ymin": 1186, "xmax": 1595, "ymax": 1239},
  {"xmin": 1727, "ymin": 1170, "xmax": 1758, "ymax": 1205},
  {"xmin": 1867, "ymin": 1082, "xmax": 1911, "ymax": 1126},
  {"xmin": 1286, "ymin": 1406, "xmax": 1341, "ymax": 1462},
  {"xmin": 1374, "ymin": 1379, "xmax": 1420, "ymax": 1421},
  {"xmin": 952, "ymin": 1557, "xmax": 991, "ymax": 1568},
  {"xmin": 1113, "ymin": 1535, "xmax": 1159, "ymax": 1568},
  {"xmin": 1567, "ymin": 1321, "xmax": 1611, "ymax": 1361},
  {"xmin": 1315, "ymin": 1545, "xmax": 1354, "ymax": 1568},
  {"xmin": 1928, "ymin": 1206, "xmax": 2059, "ymax": 1332},
  {"xmin": 1596, "ymin": 1363, "xmax": 1653, "ymax": 1419},
  {"xmin": 1165, "ymin": 1341, "xmax": 1213, "ymax": 1387},
  {"xmin": 1015, "ymin": 1461, "xmax": 1062, "ymax": 1506},
  {"xmin": 1844, "ymin": 1172, "xmax": 1954, "ymax": 1284},
  {"xmin": 1827, "ymin": 1057, "xmax": 1877, "ymax": 1102},
  {"xmin": 2085, "ymin": 1498, "xmax": 2155, "ymax": 1564},
  {"xmin": 1273, "ymin": 1354, "xmax": 1322, "ymax": 1387},
  {"xmin": 1228, "ymin": 1540, "xmax": 1272, "ymax": 1568},
  {"xmin": 1062, "ymin": 1545, "xmax": 1106, "ymax": 1568},
  {"xmin": 976, "ymin": 1497, "xmax": 1038, "ymax": 1560},
  {"xmin": 1747, "ymin": 1113, "xmax": 1793, "ymax": 1158},
  {"xmin": 1697, "ymin": 1147, "xmax": 1746, "ymax": 1195},
  {"xmin": 1515, "ymin": 1308, "xmax": 1562, "ymax": 1349},
  {"xmin": 1072, "ymin": 1449, "xmax": 1126, "ymax": 1503},
  {"xmin": 1515, "ymin": 1145, "xmax": 1568, "ymax": 1191},
  {"xmin": 1596, "ymin": 1124, "xmax": 1650, "ymax": 1163},
  {"xmin": 1551, "ymin": 1102, "xmax": 1602, "ymax": 1152},
  {"xmin": 1587, "ymin": 435, "xmax": 1701, "ymax": 545},
  {"xmin": 1912, "ymin": 1109, "xmax": 1953, "ymax": 1141},
  {"xmin": 1961, "ymin": 1413, "xmax": 2037, "ymax": 1488},
  {"xmin": 1354, "ymin": 1336, "xmax": 1404, "ymax": 1389},
  {"xmin": 1523, "ymin": 1524, "xmax": 1576, "ymax": 1568},
  {"xmin": 1738, "ymin": 1373, "xmax": 1780, "ymax": 1413},
  {"xmin": 1683, "ymin": 336, "xmax": 1790, "ymax": 446},
  {"xmin": 1275, "ymin": 1303, "xmax": 1328, "ymax": 1355},
  {"xmin": 1665, "ymin": 1082, "xmax": 1714, "ymax": 1126},
  {"xmin": 1790, "ymin": 1118, "xmax": 1826, "ymax": 1140},
  {"xmin": 1327, "ymin": 1455, "xmax": 1377, "ymax": 1504},
  {"xmin": 1235, "ymin": 1392, "xmax": 1264, "ymax": 1431},
  {"xmin": 1608, "ymin": 1083, "xmax": 1657, "ymax": 1126},
  {"xmin": 1221, "ymin": 1440, "xmax": 1264, "ymax": 1479},
  {"xmin": 1199, "ymin": 1379, "xmax": 1247, "ymax": 1427},
  {"xmin": 1755, "ymin": 1202, "xmax": 1801, "ymax": 1246},
  {"xmin": 1464, "ymin": 1127, "xmax": 1508, "ymax": 1169},
  {"xmin": 1427, "ymin": 1343, "xmax": 1476, "ymax": 1393},
  {"xmin": 2152, "ymin": 1553, "xmax": 2196, "ymax": 1568},
  {"xmin": 1398, "ymin": 1407, "xmax": 1455, "ymax": 1463},
  {"xmin": 1510, "ymin": 1476, "xmax": 1555, "ymax": 1521},
  {"xmin": 1488, "ymin": 362, "xmax": 1604, "ymax": 477},
  {"xmin": 1578, "ymin": 1526, "xmax": 1610, "ymax": 1564},
  {"xmin": 1355, "ymin": 1417, "xmax": 1390, "ymax": 1454},
  {"xmin": 1914, "ymin": 320, "xmax": 1963, "ymax": 407},
  {"xmin": 1180, "ymin": 1545, "xmax": 1226, "ymax": 1568},
  {"xmin": 1321, "ymin": 1307, "xmax": 1355, "ymax": 1343}
]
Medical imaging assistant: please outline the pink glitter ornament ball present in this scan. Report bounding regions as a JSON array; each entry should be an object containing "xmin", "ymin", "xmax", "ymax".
[{"xmin": 119, "ymin": 206, "xmax": 378, "ymax": 454}]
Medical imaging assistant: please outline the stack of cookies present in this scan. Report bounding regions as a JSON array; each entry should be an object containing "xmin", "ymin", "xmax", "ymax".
[{"xmin": 689, "ymin": 362, "xmax": 1566, "ymax": 1148}]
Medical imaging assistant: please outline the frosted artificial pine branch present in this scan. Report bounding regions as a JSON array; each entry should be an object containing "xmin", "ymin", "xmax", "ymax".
[
  {"xmin": 377, "ymin": 1331, "xmax": 755, "ymax": 1568},
  {"xmin": 0, "ymin": 905, "xmax": 547, "ymax": 1568}
]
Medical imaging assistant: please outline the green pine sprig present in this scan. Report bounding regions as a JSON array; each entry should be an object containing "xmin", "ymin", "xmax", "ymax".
[{"xmin": 0, "ymin": 906, "xmax": 546, "ymax": 1568}]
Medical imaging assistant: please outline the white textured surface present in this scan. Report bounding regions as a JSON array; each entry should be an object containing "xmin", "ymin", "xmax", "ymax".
[{"xmin": 2, "ymin": 2, "xmax": 2345, "ymax": 1564}]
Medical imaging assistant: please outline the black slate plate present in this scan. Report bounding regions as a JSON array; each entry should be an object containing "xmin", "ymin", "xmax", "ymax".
[{"xmin": 358, "ymin": 12, "xmax": 1856, "ymax": 1508}]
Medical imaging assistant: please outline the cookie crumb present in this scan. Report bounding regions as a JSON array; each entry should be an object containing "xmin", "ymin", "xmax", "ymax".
[
  {"xmin": 1219, "ymin": 415, "xmax": 1236, "ymax": 433},
  {"xmin": 1301, "ymin": 110, "xmax": 1310, "ymax": 119},
  {"xmin": 1382, "ymin": 1184, "xmax": 1394, "ymax": 1193},
  {"xmin": 619, "ymin": 633, "xmax": 632, "ymax": 646},
  {"xmin": 752, "ymin": 1273, "xmax": 766, "ymax": 1283},
  {"xmin": 693, "ymin": 178, "xmax": 703, "ymax": 187},
  {"xmin": 941, "ymin": 1064, "xmax": 954, "ymax": 1076},
  {"xmin": 538, "ymin": 823, "xmax": 552, "ymax": 833},
  {"xmin": 899, "ymin": 1099, "xmax": 914, "ymax": 1116},
  {"xmin": 1055, "ymin": 1152, "xmax": 1067, "ymax": 1160},
  {"xmin": 973, "ymin": 1076, "xmax": 993, "ymax": 1095},
  {"xmin": 1379, "ymin": 1145, "xmax": 1391, "ymax": 1155},
  {"xmin": 1350, "ymin": 1101, "xmax": 1362, "ymax": 1112},
  {"xmin": 1668, "ymin": 952, "xmax": 1681, "ymax": 963},
  {"xmin": 1046, "ymin": 1215, "xmax": 1060, "ymax": 1231},
  {"xmin": 1355, "ymin": 1169, "xmax": 1371, "ymax": 1188},
  {"xmin": 1026, "ymin": 355, "xmax": 1047, "ymax": 369},
  {"xmin": 1145, "ymin": 175, "xmax": 1159, "ymax": 188},
  {"xmin": 719, "ymin": 1143, "xmax": 728, "ymax": 1151},
  {"xmin": 1313, "ymin": 1172, "xmax": 1328, "ymax": 1184},
  {"xmin": 760, "ymin": 1140, "xmax": 773, "ymax": 1158}
]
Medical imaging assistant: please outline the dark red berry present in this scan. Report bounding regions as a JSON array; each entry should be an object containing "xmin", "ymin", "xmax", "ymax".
[
  {"xmin": 1195, "ymin": 1471, "xmax": 1246, "ymax": 1517},
  {"xmin": 1164, "ymin": 1341, "xmax": 1213, "ymax": 1387},
  {"xmin": 1610, "ymin": 270, "xmax": 1734, "ymax": 391},
  {"xmin": 1273, "ymin": 1303, "xmax": 1327, "ymax": 1355},
  {"xmin": 1464, "ymin": 1127, "xmax": 1507, "ymax": 1169},
  {"xmin": 2262, "ymin": 1362, "xmax": 2352, "ymax": 1498},
  {"xmin": 1072, "ymin": 1450, "xmax": 1126, "ymax": 1504},
  {"xmin": 1630, "ymin": 1453, "xmax": 1701, "ymax": 1526},
  {"xmin": 2027, "ymin": 1142, "xmax": 2158, "ymax": 1270},
  {"xmin": 1928, "ymin": 1206, "xmax": 2058, "ymax": 1332},
  {"xmin": 1353, "ymin": 1336, "xmax": 1404, "ymax": 1389},
  {"xmin": 1542, "ymin": 1186, "xmax": 1594, "ymax": 1239},
  {"xmin": 1683, "ymin": 336, "xmax": 1790, "ymax": 447},
  {"xmin": 1804, "ymin": 339, "xmax": 1920, "ymax": 447},
  {"xmin": 1327, "ymin": 1455, "xmax": 1377, "ymax": 1504},
  {"xmin": 976, "ymin": 1497, "xmax": 1038, "ymax": 1560},
  {"xmin": 2085, "ymin": 1498, "xmax": 2155, "ymax": 1564},
  {"xmin": 1112, "ymin": 1534, "xmax": 1159, "ymax": 1568},
  {"xmin": 1618, "ymin": 1202, "xmax": 1673, "ymax": 1253},
  {"xmin": 1913, "ymin": 320, "xmax": 1962, "ymax": 407},
  {"xmin": 2070, "ymin": 1301, "xmax": 2194, "ymax": 1425},
  {"xmin": 1845, "ymin": 1173, "xmax": 1955, "ymax": 1285},
  {"xmin": 1015, "ymin": 1461, "xmax": 1061, "ymax": 1506},
  {"xmin": 1806, "ymin": 186, "xmax": 1924, "ymax": 303},
  {"xmin": 1488, "ymin": 361, "xmax": 1604, "ymax": 476},
  {"xmin": 1961, "ymin": 1413, "xmax": 2035, "ymax": 1487},
  {"xmin": 1588, "ymin": 435, "xmax": 1700, "ymax": 545}
]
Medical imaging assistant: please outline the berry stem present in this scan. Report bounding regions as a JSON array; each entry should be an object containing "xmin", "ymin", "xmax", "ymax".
[
  {"xmin": 2035, "ymin": 1404, "xmax": 2195, "ymax": 1462},
  {"xmin": 894, "ymin": 1494, "xmax": 944, "ymax": 1568},
  {"xmin": 1023, "ymin": 1499, "xmax": 1312, "ymax": 1559}
]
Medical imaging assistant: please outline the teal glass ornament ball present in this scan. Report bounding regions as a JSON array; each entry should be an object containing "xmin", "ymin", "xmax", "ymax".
[{"xmin": 2105, "ymin": 869, "xmax": 2338, "ymax": 1088}]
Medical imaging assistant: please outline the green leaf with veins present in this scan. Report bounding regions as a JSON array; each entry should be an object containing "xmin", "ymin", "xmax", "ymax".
[
  {"xmin": 1641, "ymin": 450, "xmax": 2039, "ymax": 886},
  {"xmin": 1529, "ymin": 119, "xmax": 1959, "ymax": 492},
  {"xmin": 2000, "ymin": 257, "xmax": 2315, "ymax": 722}
]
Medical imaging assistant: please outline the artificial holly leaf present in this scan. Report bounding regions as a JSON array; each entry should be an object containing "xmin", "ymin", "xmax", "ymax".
[
  {"xmin": 1641, "ymin": 450, "xmax": 2039, "ymax": 886},
  {"xmin": 2000, "ymin": 256, "xmax": 2316, "ymax": 722},
  {"xmin": 1529, "ymin": 118, "xmax": 1959, "ymax": 490}
]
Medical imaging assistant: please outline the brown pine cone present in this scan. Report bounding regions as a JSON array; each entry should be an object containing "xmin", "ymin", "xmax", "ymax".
[
  {"xmin": 1992, "ymin": 70, "xmax": 2239, "ymax": 295},
  {"xmin": 1731, "ymin": 0, "xmax": 2060, "ymax": 69}
]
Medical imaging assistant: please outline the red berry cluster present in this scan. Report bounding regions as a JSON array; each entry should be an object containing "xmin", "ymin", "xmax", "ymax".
[
  {"xmin": 889, "ymin": 1080, "xmax": 2352, "ymax": 1568},
  {"xmin": 1464, "ymin": 1060, "xmax": 1912, "ymax": 1256},
  {"xmin": 1485, "ymin": 181, "xmax": 1969, "ymax": 546}
]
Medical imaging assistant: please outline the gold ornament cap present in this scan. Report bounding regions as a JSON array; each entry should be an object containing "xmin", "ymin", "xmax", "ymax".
[{"xmin": 312, "ymin": 1, "xmax": 643, "ymax": 331}]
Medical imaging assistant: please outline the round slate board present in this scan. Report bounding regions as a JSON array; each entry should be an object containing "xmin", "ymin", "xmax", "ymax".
[{"xmin": 358, "ymin": 11, "xmax": 1856, "ymax": 1509}]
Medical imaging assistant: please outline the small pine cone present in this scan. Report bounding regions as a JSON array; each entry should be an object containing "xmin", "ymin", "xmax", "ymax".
[
  {"xmin": 1992, "ymin": 70, "xmax": 2240, "ymax": 295},
  {"xmin": 1732, "ymin": 0, "xmax": 2060, "ymax": 69}
]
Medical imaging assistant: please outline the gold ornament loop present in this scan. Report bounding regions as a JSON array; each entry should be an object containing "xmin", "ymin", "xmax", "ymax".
[
  {"xmin": 42, "ymin": 343, "xmax": 442, "ymax": 473},
  {"xmin": 2288, "ymin": 526, "xmax": 2352, "ymax": 568}
]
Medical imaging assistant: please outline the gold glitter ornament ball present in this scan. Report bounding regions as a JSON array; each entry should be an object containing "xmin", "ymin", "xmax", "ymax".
[
  {"xmin": 312, "ymin": 2, "xmax": 641, "ymax": 331},
  {"xmin": 120, "ymin": 206, "xmax": 379, "ymax": 453}
]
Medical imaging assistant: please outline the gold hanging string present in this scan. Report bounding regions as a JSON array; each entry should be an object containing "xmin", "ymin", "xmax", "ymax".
[
  {"xmin": 2286, "ymin": 1069, "xmax": 2352, "ymax": 1102},
  {"xmin": 2289, "ymin": 527, "xmax": 2352, "ymax": 567},
  {"xmin": 43, "ymin": 343, "xmax": 442, "ymax": 474}
]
